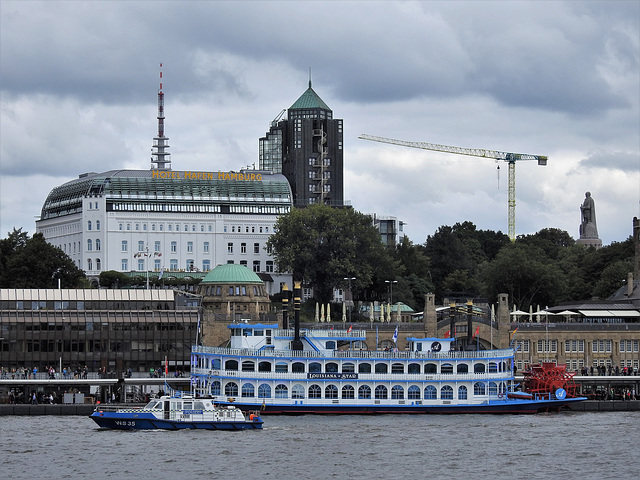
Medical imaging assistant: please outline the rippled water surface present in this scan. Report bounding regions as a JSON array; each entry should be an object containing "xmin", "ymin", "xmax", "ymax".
[{"xmin": 2, "ymin": 412, "xmax": 638, "ymax": 479}]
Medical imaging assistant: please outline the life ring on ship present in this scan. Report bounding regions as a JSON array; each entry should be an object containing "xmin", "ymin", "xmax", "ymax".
[{"xmin": 498, "ymin": 392, "xmax": 504, "ymax": 399}]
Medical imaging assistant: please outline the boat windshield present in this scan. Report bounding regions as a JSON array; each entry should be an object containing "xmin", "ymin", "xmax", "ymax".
[{"xmin": 144, "ymin": 401, "xmax": 161, "ymax": 409}]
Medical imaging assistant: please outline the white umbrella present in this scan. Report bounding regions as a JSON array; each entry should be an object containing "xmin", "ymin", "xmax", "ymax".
[
  {"xmin": 315, "ymin": 303, "xmax": 319, "ymax": 322},
  {"xmin": 369, "ymin": 302, "xmax": 374, "ymax": 323},
  {"xmin": 326, "ymin": 303, "xmax": 330, "ymax": 323},
  {"xmin": 396, "ymin": 303, "xmax": 401, "ymax": 323},
  {"xmin": 321, "ymin": 304, "xmax": 325, "ymax": 323},
  {"xmin": 342, "ymin": 302, "xmax": 347, "ymax": 323},
  {"xmin": 386, "ymin": 303, "xmax": 391, "ymax": 323}
]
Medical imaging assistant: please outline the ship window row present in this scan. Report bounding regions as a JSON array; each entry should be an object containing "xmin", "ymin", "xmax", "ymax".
[
  {"xmin": 213, "ymin": 359, "xmax": 508, "ymax": 374},
  {"xmin": 209, "ymin": 381, "xmax": 506, "ymax": 400}
]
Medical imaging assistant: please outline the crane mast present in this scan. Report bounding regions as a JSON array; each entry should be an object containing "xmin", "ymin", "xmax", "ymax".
[{"xmin": 358, "ymin": 134, "xmax": 547, "ymax": 241}]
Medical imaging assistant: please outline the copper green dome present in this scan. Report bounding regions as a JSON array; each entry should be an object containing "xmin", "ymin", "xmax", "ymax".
[{"xmin": 201, "ymin": 264, "xmax": 264, "ymax": 284}]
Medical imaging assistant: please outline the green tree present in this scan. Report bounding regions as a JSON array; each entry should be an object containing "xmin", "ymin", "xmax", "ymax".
[
  {"xmin": 99, "ymin": 270, "xmax": 130, "ymax": 288},
  {"xmin": 266, "ymin": 205, "xmax": 393, "ymax": 303},
  {"xmin": 0, "ymin": 230, "xmax": 85, "ymax": 288},
  {"xmin": 479, "ymin": 243, "xmax": 565, "ymax": 309}
]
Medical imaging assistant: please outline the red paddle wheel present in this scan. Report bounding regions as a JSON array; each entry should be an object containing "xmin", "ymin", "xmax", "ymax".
[{"xmin": 522, "ymin": 362, "xmax": 580, "ymax": 398}]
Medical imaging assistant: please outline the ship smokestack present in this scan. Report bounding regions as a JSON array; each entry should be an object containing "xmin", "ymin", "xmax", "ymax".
[{"xmin": 292, "ymin": 281, "xmax": 303, "ymax": 350}]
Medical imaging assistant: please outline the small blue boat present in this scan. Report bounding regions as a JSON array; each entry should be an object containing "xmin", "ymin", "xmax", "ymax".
[{"xmin": 90, "ymin": 394, "xmax": 263, "ymax": 430}]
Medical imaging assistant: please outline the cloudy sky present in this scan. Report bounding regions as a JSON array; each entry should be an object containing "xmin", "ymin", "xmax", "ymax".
[{"xmin": 1, "ymin": 0, "xmax": 638, "ymax": 246}]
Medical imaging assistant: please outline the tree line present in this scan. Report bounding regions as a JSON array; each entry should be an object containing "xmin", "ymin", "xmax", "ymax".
[{"xmin": 1, "ymin": 209, "xmax": 634, "ymax": 312}]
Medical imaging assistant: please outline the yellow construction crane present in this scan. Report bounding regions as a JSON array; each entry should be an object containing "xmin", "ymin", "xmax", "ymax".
[{"xmin": 358, "ymin": 134, "xmax": 548, "ymax": 241}]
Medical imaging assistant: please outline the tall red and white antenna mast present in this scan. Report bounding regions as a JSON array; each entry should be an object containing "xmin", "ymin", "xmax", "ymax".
[{"xmin": 151, "ymin": 63, "xmax": 171, "ymax": 170}]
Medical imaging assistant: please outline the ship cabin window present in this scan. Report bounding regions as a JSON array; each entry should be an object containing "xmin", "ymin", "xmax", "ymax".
[
  {"xmin": 258, "ymin": 362, "xmax": 272, "ymax": 372},
  {"xmin": 391, "ymin": 385, "xmax": 404, "ymax": 399},
  {"xmin": 258, "ymin": 384, "xmax": 271, "ymax": 398},
  {"xmin": 254, "ymin": 330, "xmax": 264, "ymax": 337},
  {"xmin": 309, "ymin": 362, "xmax": 322, "ymax": 373},
  {"xmin": 242, "ymin": 384, "xmax": 255, "ymax": 397},
  {"xmin": 415, "ymin": 342, "xmax": 422, "ymax": 351},
  {"xmin": 194, "ymin": 401, "xmax": 205, "ymax": 410},
  {"xmin": 325, "ymin": 341, "xmax": 336, "ymax": 349},
  {"xmin": 474, "ymin": 364, "xmax": 486, "ymax": 373},
  {"xmin": 488, "ymin": 362, "xmax": 498, "ymax": 373},
  {"xmin": 358, "ymin": 363, "xmax": 372, "ymax": 373},
  {"xmin": 488, "ymin": 382, "xmax": 498, "ymax": 395},
  {"xmin": 375, "ymin": 364, "xmax": 388, "ymax": 374},
  {"xmin": 441, "ymin": 363, "xmax": 454, "ymax": 374},
  {"xmin": 342, "ymin": 385, "xmax": 355, "ymax": 399},
  {"xmin": 408, "ymin": 363, "xmax": 420, "ymax": 374},
  {"xmin": 292, "ymin": 362, "xmax": 305, "ymax": 373},
  {"xmin": 211, "ymin": 359, "xmax": 221, "ymax": 369},
  {"xmin": 325, "ymin": 385, "xmax": 338, "ymax": 398},
  {"xmin": 391, "ymin": 363, "xmax": 404, "ymax": 374},
  {"xmin": 183, "ymin": 401, "xmax": 193, "ymax": 410},
  {"xmin": 211, "ymin": 381, "xmax": 221, "ymax": 395},
  {"xmin": 425, "ymin": 385, "xmax": 437, "ymax": 400},
  {"xmin": 374, "ymin": 385, "xmax": 388, "ymax": 399},
  {"xmin": 425, "ymin": 363, "xmax": 437, "ymax": 374},
  {"xmin": 441, "ymin": 386, "xmax": 454, "ymax": 399},
  {"xmin": 408, "ymin": 386, "xmax": 421, "ymax": 399},
  {"xmin": 474, "ymin": 382, "xmax": 486, "ymax": 395},
  {"xmin": 309, "ymin": 384, "xmax": 322, "ymax": 399},
  {"xmin": 225, "ymin": 360, "xmax": 239, "ymax": 371},
  {"xmin": 326, "ymin": 362, "xmax": 338, "ymax": 373},
  {"xmin": 457, "ymin": 364, "xmax": 469, "ymax": 373},
  {"xmin": 224, "ymin": 382, "xmax": 239, "ymax": 396},
  {"xmin": 242, "ymin": 361, "xmax": 255, "ymax": 372},
  {"xmin": 342, "ymin": 363, "xmax": 355, "ymax": 373},
  {"xmin": 292, "ymin": 385, "xmax": 305, "ymax": 399},
  {"xmin": 358, "ymin": 385, "xmax": 371, "ymax": 399},
  {"xmin": 275, "ymin": 363, "xmax": 288, "ymax": 373},
  {"xmin": 458, "ymin": 386, "xmax": 468, "ymax": 400}
]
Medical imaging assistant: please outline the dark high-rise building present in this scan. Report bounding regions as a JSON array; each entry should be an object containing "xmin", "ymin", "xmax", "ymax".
[{"xmin": 260, "ymin": 80, "xmax": 344, "ymax": 207}]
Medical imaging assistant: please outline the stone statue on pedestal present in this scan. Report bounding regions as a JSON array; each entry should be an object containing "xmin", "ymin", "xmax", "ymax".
[{"xmin": 577, "ymin": 191, "xmax": 602, "ymax": 248}]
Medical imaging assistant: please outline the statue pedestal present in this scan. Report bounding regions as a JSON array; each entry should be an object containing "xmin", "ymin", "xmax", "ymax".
[{"xmin": 577, "ymin": 237, "xmax": 602, "ymax": 249}]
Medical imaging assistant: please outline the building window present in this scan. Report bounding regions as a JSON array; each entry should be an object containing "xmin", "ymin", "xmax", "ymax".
[
  {"xmin": 152, "ymin": 223, "xmax": 156, "ymax": 231},
  {"xmin": 154, "ymin": 241, "xmax": 161, "ymax": 252},
  {"xmin": 192, "ymin": 224, "xmax": 196, "ymax": 232},
  {"xmin": 254, "ymin": 243, "xmax": 260, "ymax": 254},
  {"xmin": 87, "ymin": 258, "xmax": 93, "ymax": 270},
  {"xmin": 266, "ymin": 261, "xmax": 274, "ymax": 273},
  {"xmin": 121, "ymin": 259, "xmax": 128, "ymax": 271},
  {"xmin": 126, "ymin": 223, "xmax": 131, "ymax": 231},
  {"xmin": 138, "ymin": 259, "xmax": 144, "ymax": 271},
  {"xmin": 187, "ymin": 241, "xmax": 193, "ymax": 253},
  {"xmin": 240, "ymin": 260, "xmax": 248, "ymax": 267},
  {"xmin": 228, "ymin": 243, "xmax": 233, "ymax": 254},
  {"xmin": 87, "ymin": 221, "xmax": 92, "ymax": 231},
  {"xmin": 184, "ymin": 225, "xmax": 188, "ymax": 232},
  {"xmin": 95, "ymin": 239, "xmax": 101, "ymax": 251},
  {"xmin": 119, "ymin": 223, "xmax": 123, "ymax": 231},
  {"xmin": 253, "ymin": 261, "xmax": 260, "ymax": 273},
  {"xmin": 96, "ymin": 220, "xmax": 100, "ymax": 230},
  {"xmin": 170, "ymin": 259, "xmax": 178, "ymax": 271},
  {"xmin": 154, "ymin": 259, "xmax": 161, "ymax": 271},
  {"xmin": 87, "ymin": 239, "xmax": 92, "ymax": 251},
  {"xmin": 565, "ymin": 340, "xmax": 585, "ymax": 353},
  {"xmin": 241, "ymin": 243, "xmax": 247, "ymax": 254},
  {"xmin": 593, "ymin": 339, "xmax": 612, "ymax": 353},
  {"xmin": 121, "ymin": 241, "xmax": 128, "ymax": 252},
  {"xmin": 135, "ymin": 223, "xmax": 140, "ymax": 231},
  {"xmin": 96, "ymin": 259, "xmax": 101, "ymax": 271},
  {"xmin": 186, "ymin": 260, "xmax": 194, "ymax": 271},
  {"xmin": 171, "ymin": 241, "xmax": 177, "ymax": 253},
  {"xmin": 138, "ymin": 241, "xmax": 145, "ymax": 252},
  {"xmin": 159, "ymin": 224, "xmax": 163, "ymax": 231},
  {"xmin": 203, "ymin": 242, "xmax": 210, "ymax": 253},
  {"xmin": 537, "ymin": 340, "xmax": 557, "ymax": 353},
  {"xmin": 203, "ymin": 260, "xmax": 210, "ymax": 271}
]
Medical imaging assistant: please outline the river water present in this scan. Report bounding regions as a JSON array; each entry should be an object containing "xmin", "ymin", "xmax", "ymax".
[{"xmin": 2, "ymin": 412, "xmax": 638, "ymax": 479}]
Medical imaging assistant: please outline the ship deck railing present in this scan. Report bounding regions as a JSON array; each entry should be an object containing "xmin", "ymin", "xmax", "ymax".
[
  {"xmin": 192, "ymin": 368, "xmax": 515, "ymax": 382},
  {"xmin": 192, "ymin": 345, "xmax": 514, "ymax": 360}
]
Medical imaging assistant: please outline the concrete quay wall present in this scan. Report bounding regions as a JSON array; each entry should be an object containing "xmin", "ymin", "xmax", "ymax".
[{"xmin": 1, "ymin": 401, "xmax": 639, "ymax": 416}]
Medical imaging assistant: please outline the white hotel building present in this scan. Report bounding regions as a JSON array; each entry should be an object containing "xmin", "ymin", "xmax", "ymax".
[{"xmin": 35, "ymin": 168, "xmax": 292, "ymax": 291}]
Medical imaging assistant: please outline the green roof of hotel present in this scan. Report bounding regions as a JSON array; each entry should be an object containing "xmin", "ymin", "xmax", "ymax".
[
  {"xmin": 290, "ymin": 81, "xmax": 331, "ymax": 110},
  {"xmin": 201, "ymin": 264, "xmax": 264, "ymax": 284}
]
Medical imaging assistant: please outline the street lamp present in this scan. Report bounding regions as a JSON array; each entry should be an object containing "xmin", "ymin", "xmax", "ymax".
[
  {"xmin": 343, "ymin": 277, "xmax": 356, "ymax": 323},
  {"xmin": 385, "ymin": 280, "xmax": 397, "ymax": 305}
]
